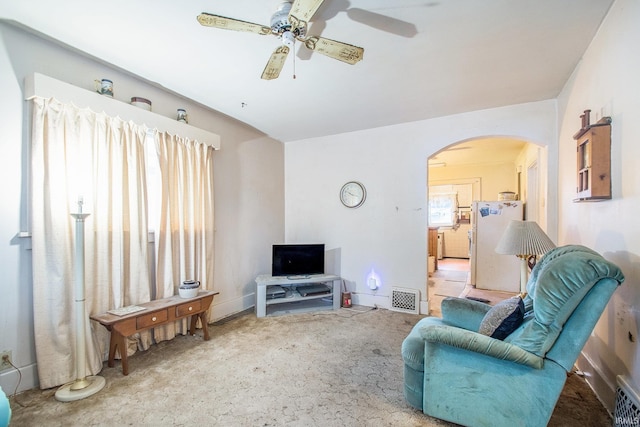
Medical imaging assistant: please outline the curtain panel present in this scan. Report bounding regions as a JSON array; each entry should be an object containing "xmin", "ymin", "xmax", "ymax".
[
  {"xmin": 30, "ymin": 98, "xmax": 216, "ymax": 389},
  {"xmin": 30, "ymin": 98, "xmax": 152, "ymax": 389},
  {"xmin": 153, "ymin": 132, "xmax": 215, "ymax": 342}
]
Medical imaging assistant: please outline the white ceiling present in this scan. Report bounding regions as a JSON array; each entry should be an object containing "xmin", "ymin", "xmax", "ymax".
[{"xmin": 1, "ymin": 0, "xmax": 612, "ymax": 143}]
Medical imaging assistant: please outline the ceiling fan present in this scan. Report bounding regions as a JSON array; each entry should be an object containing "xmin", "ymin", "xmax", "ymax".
[{"xmin": 197, "ymin": 0, "xmax": 364, "ymax": 80}]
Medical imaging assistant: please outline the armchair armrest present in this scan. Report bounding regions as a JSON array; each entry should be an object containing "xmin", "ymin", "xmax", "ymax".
[
  {"xmin": 440, "ymin": 297, "xmax": 492, "ymax": 331},
  {"xmin": 419, "ymin": 324, "xmax": 543, "ymax": 369}
]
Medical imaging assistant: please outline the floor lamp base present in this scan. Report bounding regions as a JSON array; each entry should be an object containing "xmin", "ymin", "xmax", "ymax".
[{"xmin": 55, "ymin": 375, "xmax": 106, "ymax": 402}]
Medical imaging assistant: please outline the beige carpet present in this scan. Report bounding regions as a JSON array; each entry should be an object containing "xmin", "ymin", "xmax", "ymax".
[{"xmin": 8, "ymin": 307, "xmax": 611, "ymax": 426}]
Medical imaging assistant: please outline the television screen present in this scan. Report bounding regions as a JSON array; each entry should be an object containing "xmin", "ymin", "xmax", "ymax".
[{"xmin": 272, "ymin": 244, "xmax": 325, "ymax": 277}]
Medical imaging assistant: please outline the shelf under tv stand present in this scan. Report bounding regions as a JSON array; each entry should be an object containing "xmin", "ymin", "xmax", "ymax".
[{"xmin": 255, "ymin": 274, "xmax": 341, "ymax": 318}]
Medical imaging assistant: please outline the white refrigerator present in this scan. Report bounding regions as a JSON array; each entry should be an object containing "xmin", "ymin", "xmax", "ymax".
[{"xmin": 470, "ymin": 201, "xmax": 523, "ymax": 292}]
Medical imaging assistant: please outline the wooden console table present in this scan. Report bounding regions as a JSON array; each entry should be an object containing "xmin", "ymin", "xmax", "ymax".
[{"xmin": 91, "ymin": 290, "xmax": 218, "ymax": 375}]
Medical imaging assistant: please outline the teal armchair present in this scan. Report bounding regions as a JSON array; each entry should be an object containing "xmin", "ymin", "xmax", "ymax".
[
  {"xmin": 0, "ymin": 385, "xmax": 9, "ymax": 427},
  {"xmin": 402, "ymin": 245, "xmax": 624, "ymax": 427}
]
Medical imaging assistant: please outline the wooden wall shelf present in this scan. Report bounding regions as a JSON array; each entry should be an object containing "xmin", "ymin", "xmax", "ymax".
[{"xmin": 573, "ymin": 110, "xmax": 612, "ymax": 202}]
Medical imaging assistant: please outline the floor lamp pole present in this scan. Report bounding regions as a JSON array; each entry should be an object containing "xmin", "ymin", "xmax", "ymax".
[
  {"xmin": 55, "ymin": 199, "xmax": 105, "ymax": 402},
  {"xmin": 518, "ymin": 255, "xmax": 529, "ymax": 295}
]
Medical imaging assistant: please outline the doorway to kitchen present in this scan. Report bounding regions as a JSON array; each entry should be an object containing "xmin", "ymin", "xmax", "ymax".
[
  {"xmin": 426, "ymin": 136, "xmax": 543, "ymax": 315},
  {"xmin": 426, "ymin": 179, "xmax": 478, "ymax": 316}
]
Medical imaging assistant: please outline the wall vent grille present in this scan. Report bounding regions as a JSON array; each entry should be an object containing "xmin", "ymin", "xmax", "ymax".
[
  {"xmin": 614, "ymin": 375, "xmax": 640, "ymax": 427},
  {"xmin": 390, "ymin": 287, "xmax": 419, "ymax": 314}
]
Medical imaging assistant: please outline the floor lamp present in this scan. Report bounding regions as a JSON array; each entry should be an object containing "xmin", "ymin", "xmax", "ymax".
[
  {"xmin": 495, "ymin": 220, "xmax": 556, "ymax": 294},
  {"xmin": 55, "ymin": 199, "xmax": 106, "ymax": 402}
]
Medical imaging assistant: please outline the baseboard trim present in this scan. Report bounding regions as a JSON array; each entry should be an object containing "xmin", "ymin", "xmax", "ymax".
[
  {"xmin": 575, "ymin": 351, "xmax": 617, "ymax": 414},
  {"xmin": 352, "ymin": 292, "xmax": 390, "ymax": 309},
  {"xmin": 210, "ymin": 293, "xmax": 256, "ymax": 321},
  {"xmin": 0, "ymin": 361, "xmax": 39, "ymax": 394}
]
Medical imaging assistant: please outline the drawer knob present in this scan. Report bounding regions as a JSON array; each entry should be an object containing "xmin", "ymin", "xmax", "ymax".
[
  {"xmin": 189, "ymin": 306, "xmax": 193, "ymax": 311},
  {"xmin": 152, "ymin": 316, "xmax": 157, "ymax": 322}
]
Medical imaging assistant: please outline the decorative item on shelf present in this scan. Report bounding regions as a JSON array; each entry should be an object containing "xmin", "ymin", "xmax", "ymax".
[
  {"xmin": 130, "ymin": 97, "xmax": 152, "ymax": 111},
  {"xmin": 495, "ymin": 220, "xmax": 556, "ymax": 294},
  {"xmin": 498, "ymin": 191, "xmax": 517, "ymax": 201},
  {"xmin": 573, "ymin": 109, "xmax": 612, "ymax": 139},
  {"xmin": 94, "ymin": 78, "xmax": 113, "ymax": 97},
  {"xmin": 179, "ymin": 280, "xmax": 200, "ymax": 298},
  {"xmin": 177, "ymin": 108, "xmax": 188, "ymax": 123}
]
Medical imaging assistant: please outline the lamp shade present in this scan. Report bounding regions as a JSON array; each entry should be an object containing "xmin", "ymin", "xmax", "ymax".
[{"xmin": 495, "ymin": 220, "xmax": 556, "ymax": 256}]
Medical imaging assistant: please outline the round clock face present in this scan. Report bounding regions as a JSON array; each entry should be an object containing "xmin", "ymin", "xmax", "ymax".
[{"xmin": 340, "ymin": 181, "xmax": 366, "ymax": 208}]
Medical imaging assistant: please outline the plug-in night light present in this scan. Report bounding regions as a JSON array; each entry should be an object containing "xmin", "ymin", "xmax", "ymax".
[{"xmin": 367, "ymin": 269, "xmax": 381, "ymax": 290}]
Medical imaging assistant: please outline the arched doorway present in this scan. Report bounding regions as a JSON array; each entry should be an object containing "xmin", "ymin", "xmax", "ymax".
[{"xmin": 426, "ymin": 136, "xmax": 546, "ymax": 316}]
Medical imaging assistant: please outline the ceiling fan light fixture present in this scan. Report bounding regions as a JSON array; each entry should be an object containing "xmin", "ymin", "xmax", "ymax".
[{"xmin": 281, "ymin": 31, "xmax": 295, "ymax": 47}]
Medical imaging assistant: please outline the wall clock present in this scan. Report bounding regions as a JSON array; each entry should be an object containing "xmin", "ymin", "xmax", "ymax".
[{"xmin": 340, "ymin": 181, "xmax": 366, "ymax": 208}]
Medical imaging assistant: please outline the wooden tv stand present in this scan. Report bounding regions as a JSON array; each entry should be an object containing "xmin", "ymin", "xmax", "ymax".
[{"xmin": 91, "ymin": 290, "xmax": 218, "ymax": 375}]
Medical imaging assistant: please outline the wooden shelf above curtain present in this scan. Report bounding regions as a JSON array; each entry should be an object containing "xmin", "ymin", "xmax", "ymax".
[{"xmin": 24, "ymin": 73, "xmax": 221, "ymax": 150}]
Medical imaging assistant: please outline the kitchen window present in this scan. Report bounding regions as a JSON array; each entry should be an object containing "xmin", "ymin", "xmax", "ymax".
[{"xmin": 428, "ymin": 192, "xmax": 458, "ymax": 227}]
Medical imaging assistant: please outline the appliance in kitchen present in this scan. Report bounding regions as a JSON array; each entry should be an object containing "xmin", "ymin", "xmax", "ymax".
[{"xmin": 469, "ymin": 201, "xmax": 523, "ymax": 292}]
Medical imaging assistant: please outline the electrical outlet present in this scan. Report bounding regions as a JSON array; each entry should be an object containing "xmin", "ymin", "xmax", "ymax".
[{"xmin": 0, "ymin": 351, "xmax": 12, "ymax": 371}]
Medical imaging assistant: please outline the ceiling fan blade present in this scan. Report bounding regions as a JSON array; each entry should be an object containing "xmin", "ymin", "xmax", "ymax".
[
  {"xmin": 289, "ymin": 0, "xmax": 326, "ymax": 28},
  {"xmin": 296, "ymin": 20, "xmax": 326, "ymax": 61},
  {"xmin": 304, "ymin": 36, "xmax": 363, "ymax": 65},
  {"xmin": 197, "ymin": 13, "xmax": 271, "ymax": 35},
  {"xmin": 261, "ymin": 46, "xmax": 290, "ymax": 80}
]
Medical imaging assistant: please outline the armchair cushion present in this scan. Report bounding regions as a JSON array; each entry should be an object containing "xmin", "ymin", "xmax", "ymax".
[{"xmin": 478, "ymin": 295, "xmax": 524, "ymax": 340}]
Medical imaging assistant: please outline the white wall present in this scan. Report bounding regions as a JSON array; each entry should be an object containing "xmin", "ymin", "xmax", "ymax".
[
  {"xmin": 284, "ymin": 100, "xmax": 557, "ymax": 311},
  {"xmin": 556, "ymin": 0, "xmax": 640, "ymax": 410},
  {"xmin": 0, "ymin": 21, "xmax": 284, "ymax": 392}
]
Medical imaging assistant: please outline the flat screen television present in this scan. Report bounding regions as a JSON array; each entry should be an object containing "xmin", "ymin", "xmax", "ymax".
[{"xmin": 272, "ymin": 244, "xmax": 325, "ymax": 277}]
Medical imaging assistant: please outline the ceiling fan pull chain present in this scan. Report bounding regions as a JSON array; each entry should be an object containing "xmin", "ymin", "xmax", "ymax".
[{"xmin": 292, "ymin": 40, "xmax": 297, "ymax": 79}]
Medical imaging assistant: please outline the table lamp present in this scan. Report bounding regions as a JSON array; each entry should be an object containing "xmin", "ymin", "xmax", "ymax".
[{"xmin": 495, "ymin": 220, "xmax": 556, "ymax": 294}]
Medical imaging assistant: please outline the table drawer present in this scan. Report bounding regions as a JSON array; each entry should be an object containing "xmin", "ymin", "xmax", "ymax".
[
  {"xmin": 176, "ymin": 300, "xmax": 202, "ymax": 317},
  {"xmin": 136, "ymin": 309, "xmax": 168, "ymax": 329}
]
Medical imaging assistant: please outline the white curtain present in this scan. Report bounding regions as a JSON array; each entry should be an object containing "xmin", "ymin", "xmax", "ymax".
[
  {"xmin": 153, "ymin": 132, "xmax": 215, "ymax": 342},
  {"xmin": 30, "ymin": 98, "xmax": 152, "ymax": 389}
]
